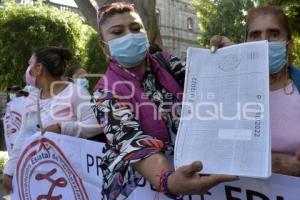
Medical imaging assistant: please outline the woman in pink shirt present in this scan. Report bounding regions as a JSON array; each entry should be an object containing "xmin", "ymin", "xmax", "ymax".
[
  {"xmin": 3, "ymin": 47, "xmax": 102, "ymax": 192},
  {"xmin": 211, "ymin": 5, "xmax": 300, "ymax": 176}
]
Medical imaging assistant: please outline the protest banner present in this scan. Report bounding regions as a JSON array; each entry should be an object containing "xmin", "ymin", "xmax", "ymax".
[
  {"xmin": 12, "ymin": 132, "xmax": 300, "ymax": 200},
  {"xmin": 3, "ymin": 97, "xmax": 27, "ymax": 155}
]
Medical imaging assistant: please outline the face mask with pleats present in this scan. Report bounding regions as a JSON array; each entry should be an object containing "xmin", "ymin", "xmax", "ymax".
[
  {"xmin": 108, "ymin": 32, "xmax": 150, "ymax": 68},
  {"xmin": 25, "ymin": 66, "xmax": 37, "ymax": 87},
  {"xmin": 269, "ymin": 41, "xmax": 288, "ymax": 74}
]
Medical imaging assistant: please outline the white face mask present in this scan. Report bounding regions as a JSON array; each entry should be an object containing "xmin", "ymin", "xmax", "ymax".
[
  {"xmin": 73, "ymin": 78, "xmax": 89, "ymax": 89},
  {"xmin": 9, "ymin": 93, "xmax": 17, "ymax": 101}
]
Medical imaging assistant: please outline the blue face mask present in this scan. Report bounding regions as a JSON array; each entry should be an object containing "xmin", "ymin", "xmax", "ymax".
[
  {"xmin": 269, "ymin": 41, "xmax": 287, "ymax": 74},
  {"xmin": 74, "ymin": 78, "xmax": 89, "ymax": 89},
  {"xmin": 108, "ymin": 33, "xmax": 150, "ymax": 68}
]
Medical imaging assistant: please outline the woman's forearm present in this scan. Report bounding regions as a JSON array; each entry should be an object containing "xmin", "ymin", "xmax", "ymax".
[{"xmin": 133, "ymin": 153, "xmax": 173, "ymax": 188}]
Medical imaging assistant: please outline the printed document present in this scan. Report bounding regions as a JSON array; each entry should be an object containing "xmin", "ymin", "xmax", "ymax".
[{"xmin": 175, "ymin": 41, "xmax": 271, "ymax": 178}]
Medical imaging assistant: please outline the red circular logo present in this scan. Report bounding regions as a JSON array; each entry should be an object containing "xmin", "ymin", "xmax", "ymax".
[{"xmin": 16, "ymin": 137, "xmax": 88, "ymax": 200}]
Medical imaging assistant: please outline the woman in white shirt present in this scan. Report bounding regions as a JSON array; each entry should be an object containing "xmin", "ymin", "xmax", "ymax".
[
  {"xmin": 65, "ymin": 65, "xmax": 90, "ymax": 90},
  {"xmin": 3, "ymin": 46, "xmax": 102, "ymax": 192}
]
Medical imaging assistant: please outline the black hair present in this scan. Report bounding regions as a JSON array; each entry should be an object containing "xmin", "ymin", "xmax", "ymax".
[
  {"xmin": 98, "ymin": 2, "xmax": 138, "ymax": 40},
  {"xmin": 149, "ymin": 43, "xmax": 163, "ymax": 54},
  {"xmin": 34, "ymin": 47, "xmax": 72, "ymax": 77},
  {"xmin": 64, "ymin": 64, "xmax": 82, "ymax": 81}
]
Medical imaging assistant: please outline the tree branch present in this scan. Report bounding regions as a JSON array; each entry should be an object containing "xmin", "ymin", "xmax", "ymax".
[{"xmin": 74, "ymin": 0, "xmax": 98, "ymax": 30}]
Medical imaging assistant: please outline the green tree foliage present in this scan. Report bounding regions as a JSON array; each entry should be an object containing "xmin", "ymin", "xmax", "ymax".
[
  {"xmin": 194, "ymin": 0, "xmax": 300, "ymax": 66},
  {"xmin": 84, "ymin": 31, "xmax": 108, "ymax": 90},
  {"xmin": 0, "ymin": 2, "xmax": 106, "ymax": 91},
  {"xmin": 292, "ymin": 33, "xmax": 300, "ymax": 66},
  {"xmin": 0, "ymin": 151, "xmax": 8, "ymax": 174},
  {"xmin": 193, "ymin": 0, "xmax": 255, "ymax": 47}
]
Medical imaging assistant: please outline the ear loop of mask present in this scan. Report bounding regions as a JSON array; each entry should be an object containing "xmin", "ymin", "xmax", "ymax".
[
  {"xmin": 283, "ymin": 40, "xmax": 294, "ymax": 95},
  {"xmin": 100, "ymin": 39, "xmax": 113, "ymax": 60},
  {"xmin": 100, "ymin": 40, "xmax": 109, "ymax": 47}
]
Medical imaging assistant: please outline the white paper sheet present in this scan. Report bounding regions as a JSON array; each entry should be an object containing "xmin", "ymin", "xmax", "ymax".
[{"xmin": 175, "ymin": 41, "xmax": 271, "ymax": 178}]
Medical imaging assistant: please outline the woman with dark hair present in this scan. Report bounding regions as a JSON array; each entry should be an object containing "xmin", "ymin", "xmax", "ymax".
[
  {"xmin": 92, "ymin": 2, "xmax": 237, "ymax": 200},
  {"xmin": 211, "ymin": 5, "xmax": 300, "ymax": 176},
  {"xmin": 3, "ymin": 46, "xmax": 102, "ymax": 192},
  {"xmin": 65, "ymin": 64, "xmax": 89, "ymax": 89}
]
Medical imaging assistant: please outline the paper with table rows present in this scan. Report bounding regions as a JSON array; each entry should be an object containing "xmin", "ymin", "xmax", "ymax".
[{"xmin": 174, "ymin": 41, "xmax": 271, "ymax": 178}]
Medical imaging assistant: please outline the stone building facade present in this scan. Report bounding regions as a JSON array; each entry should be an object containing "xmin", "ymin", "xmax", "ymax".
[
  {"xmin": 16, "ymin": 0, "xmax": 82, "ymax": 15},
  {"xmin": 43, "ymin": 0, "xmax": 82, "ymax": 17},
  {"xmin": 156, "ymin": 0, "xmax": 201, "ymax": 60}
]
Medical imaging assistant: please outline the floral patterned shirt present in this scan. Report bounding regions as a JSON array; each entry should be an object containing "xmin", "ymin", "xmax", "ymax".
[{"xmin": 93, "ymin": 54, "xmax": 185, "ymax": 200}]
